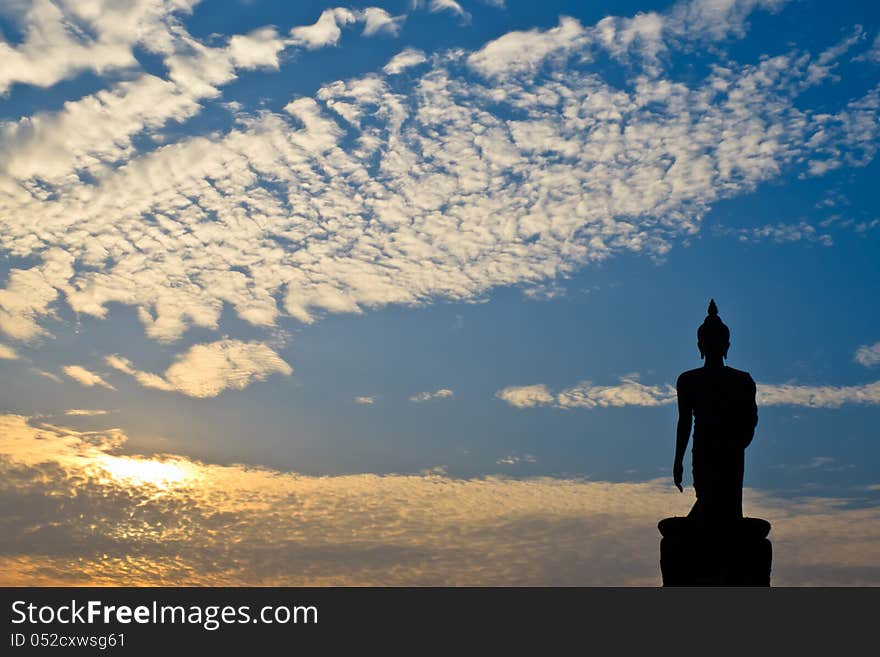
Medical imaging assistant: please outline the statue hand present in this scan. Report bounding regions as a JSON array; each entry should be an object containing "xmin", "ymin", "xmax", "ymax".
[{"xmin": 673, "ymin": 462, "xmax": 683, "ymax": 492}]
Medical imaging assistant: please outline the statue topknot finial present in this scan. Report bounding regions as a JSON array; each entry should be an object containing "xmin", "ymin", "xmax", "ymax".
[{"xmin": 698, "ymin": 298, "xmax": 729, "ymax": 354}]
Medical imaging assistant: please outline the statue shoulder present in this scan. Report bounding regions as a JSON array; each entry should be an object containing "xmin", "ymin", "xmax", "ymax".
[
  {"xmin": 676, "ymin": 368, "xmax": 702, "ymax": 388},
  {"xmin": 725, "ymin": 366, "xmax": 756, "ymax": 389}
]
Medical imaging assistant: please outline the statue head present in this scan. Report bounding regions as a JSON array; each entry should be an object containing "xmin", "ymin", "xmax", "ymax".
[{"xmin": 697, "ymin": 299, "xmax": 730, "ymax": 360}]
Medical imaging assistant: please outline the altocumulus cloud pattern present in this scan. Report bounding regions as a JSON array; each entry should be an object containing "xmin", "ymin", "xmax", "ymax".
[{"xmin": 0, "ymin": 0, "xmax": 877, "ymax": 385}]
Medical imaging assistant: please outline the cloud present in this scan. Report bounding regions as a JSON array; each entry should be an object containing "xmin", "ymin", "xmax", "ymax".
[
  {"xmin": 499, "ymin": 376, "xmax": 676, "ymax": 409},
  {"xmin": 729, "ymin": 221, "xmax": 834, "ymax": 246},
  {"xmin": 757, "ymin": 381, "xmax": 880, "ymax": 408},
  {"xmin": 360, "ymin": 8, "xmax": 405, "ymax": 37},
  {"xmin": 410, "ymin": 388, "xmax": 454, "ymax": 402},
  {"xmin": 62, "ymin": 365, "xmax": 116, "ymax": 390},
  {"xmin": 664, "ymin": 0, "xmax": 789, "ymax": 43},
  {"xmin": 105, "ymin": 339, "xmax": 292, "ymax": 398},
  {"xmin": 497, "ymin": 453, "xmax": 536, "ymax": 465},
  {"xmin": 289, "ymin": 7, "xmax": 406, "ymax": 49},
  {"xmin": 0, "ymin": 258, "xmax": 65, "ymax": 341},
  {"xmin": 0, "ymin": 413, "xmax": 878, "ymax": 585},
  {"xmin": 383, "ymin": 48, "xmax": 427, "ymax": 75},
  {"xmin": 804, "ymin": 27, "xmax": 866, "ymax": 87},
  {"xmin": 355, "ymin": 396, "xmax": 376, "ymax": 405},
  {"xmin": 32, "ymin": 369, "xmax": 62, "ymax": 383},
  {"xmin": 0, "ymin": 0, "xmax": 198, "ymax": 94},
  {"xmin": 854, "ymin": 33, "xmax": 880, "ymax": 64},
  {"xmin": 467, "ymin": 16, "xmax": 587, "ymax": 78},
  {"xmin": 429, "ymin": 0, "xmax": 469, "ymax": 21},
  {"xmin": 713, "ymin": 209, "xmax": 880, "ymax": 246},
  {"xmin": 289, "ymin": 8, "xmax": 358, "ymax": 49},
  {"xmin": 64, "ymin": 409, "xmax": 109, "ymax": 416},
  {"xmin": 0, "ymin": 4, "xmax": 405, "ymax": 190},
  {"xmin": 855, "ymin": 343, "xmax": 880, "ymax": 367},
  {"xmin": 0, "ymin": 2, "xmax": 292, "ymax": 195},
  {"xmin": 522, "ymin": 283, "xmax": 565, "ymax": 301},
  {"xmin": 467, "ymin": 0, "xmax": 790, "ymax": 78},
  {"xmin": 0, "ymin": 27, "xmax": 287, "ymax": 185},
  {"xmin": 496, "ymin": 384, "xmax": 555, "ymax": 408},
  {"xmin": 0, "ymin": 343, "xmax": 18, "ymax": 360},
  {"xmin": 719, "ymin": 213, "xmax": 879, "ymax": 245},
  {"xmin": 774, "ymin": 456, "xmax": 848, "ymax": 472},
  {"xmin": 498, "ymin": 377, "xmax": 880, "ymax": 409},
  {"xmin": 558, "ymin": 377, "xmax": 677, "ymax": 409},
  {"xmin": 412, "ymin": 0, "xmax": 470, "ymax": 23},
  {"xmin": 806, "ymin": 84, "xmax": 880, "ymax": 176},
  {"xmin": 2, "ymin": 75, "xmax": 199, "ymax": 183},
  {"xmin": 0, "ymin": 0, "xmax": 877, "ymax": 354}
]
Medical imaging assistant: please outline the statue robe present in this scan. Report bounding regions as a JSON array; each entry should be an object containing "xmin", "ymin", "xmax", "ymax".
[{"xmin": 676, "ymin": 365, "xmax": 758, "ymax": 522}]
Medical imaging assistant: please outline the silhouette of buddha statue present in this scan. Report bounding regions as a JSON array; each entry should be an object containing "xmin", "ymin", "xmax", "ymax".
[
  {"xmin": 659, "ymin": 299, "xmax": 770, "ymax": 586},
  {"xmin": 673, "ymin": 299, "xmax": 758, "ymax": 524}
]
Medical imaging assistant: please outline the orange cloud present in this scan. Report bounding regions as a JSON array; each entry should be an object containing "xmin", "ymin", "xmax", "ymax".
[{"xmin": 0, "ymin": 413, "xmax": 878, "ymax": 586}]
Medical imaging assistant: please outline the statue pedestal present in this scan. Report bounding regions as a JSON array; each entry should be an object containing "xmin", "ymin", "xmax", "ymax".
[{"xmin": 658, "ymin": 517, "xmax": 772, "ymax": 586}]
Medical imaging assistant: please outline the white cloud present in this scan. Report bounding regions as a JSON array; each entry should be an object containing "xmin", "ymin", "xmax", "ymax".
[
  {"xmin": 0, "ymin": 75, "xmax": 201, "ymax": 183},
  {"xmin": 497, "ymin": 453, "xmax": 536, "ymax": 465},
  {"xmin": 498, "ymin": 377, "xmax": 675, "ymax": 409},
  {"xmin": 805, "ymin": 27, "xmax": 865, "ymax": 87},
  {"xmin": 522, "ymin": 283, "xmax": 565, "ymax": 301},
  {"xmin": 383, "ymin": 48, "xmax": 427, "ymax": 75},
  {"xmin": 355, "ymin": 395, "xmax": 376, "ymax": 405},
  {"xmin": 855, "ymin": 343, "xmax": 880, "ymax": 367},
  {"xmin": 468, "ymin": 0, "xmax": 791, "ymax": 78},
  {"xmin": 0, "ymin": 0, "xmax": 200, "ymax": 94},
  {"xmin": 774, "ymin": 456, "xmax": 843, "ymax": 472},
  {"xmin": 0, "ymin": 18, "xmax": 287, "ymax": 187},
  {"xmin": 854, "ymin": 33, "xmax": 880, "ymax": 64},
  {"xmin": 105, "ymin": 339, "xmax": 291, "ymax": 398},
  {"xmin": 227, "ymin": 26, "xmax": 287, "ymax": 69},
  {"xmin": 0, "ymin": 343, "xmax": 18, "ymax": 360},
  {"xmin": 496, "ymin": 384, "xmax": 555, "ymax": 408},
  {"xmin": 360, "ymin": 8, "xmax": 405, "ymax": 37},
  {"xmin": 33, "ymin": 369, "xmax": 62, "ymax": 383},
  {"xmin": 289, "ymin": 8, "xmax": 357, "ymax": 49},
  {"xmin": 289, "ymin": 7, "xmax": 406, "ymax": 48},
  {"xmin": 757, "ymin": 381, "xmax": 880, "ymax": 408},
  {"xmin": 429, "ymin": 0, "xmax": 469, "ymax": 21},
  {"xmin": 467, "ymin": 16, "xmax": 587, "ymax": 78},
  {"xmin": 412, "ymin": 0, "xmax": 470, "ymax": 23},
  {"xmin": 0, "ymin": 4, "xmax": 402, "ymax": 193},
  {"xmin": 499, "ymin": 377, "xmax": 880, "ymax": 409},
  {"xmin": 62, "ymin": 365, "xmax": 115, "ymax": 390},
  {"xmin": 104, "ymin": 355, "xmax": 175, "ymax": 392},
  {"xmin": 806, "ymin": 84, "xmax": 880, "ymax": 176},
  {"xmin": 64, "ymin": 409, "xmax": 109, "ymax": 416},
  {"xmin": 594, "ymin": 11, "xmax": 666, "ymax": 62},
  {"xmin": 0, "ymin": 0, "xmax": 876, "ymax": 358},
  {"xmin": 558, "ymin": 377, "xmax": 677, "ymax": 409},
  {"xmin": 665, "ymin": 0, "xmax": 789, "ymax": 42},
  {"xmin": 729, "ymin": 221, "xmax": 834, "ymax": 246},
  {"xmin": 0, "ymin": 255, "xmax": 67, "ymax": 341},
  {"xmin": 410, "ymin": 388, "xmax": 454, "ymax": 402}
]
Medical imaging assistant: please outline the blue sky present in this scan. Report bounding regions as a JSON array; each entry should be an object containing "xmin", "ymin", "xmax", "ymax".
[{"xmin": 0, "ymin": 0, "xmax": 879, "ymax": 585}]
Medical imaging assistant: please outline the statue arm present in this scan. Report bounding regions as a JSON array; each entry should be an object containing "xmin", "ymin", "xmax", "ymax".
[{"xmin": 673, "ymin": 375, "xmax": 692, "ymax": 491}]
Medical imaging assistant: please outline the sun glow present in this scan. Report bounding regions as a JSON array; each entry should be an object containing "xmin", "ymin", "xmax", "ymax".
[{"xmin": 95, "ymin": 455, "xmax": 199, "ymax": 489}]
